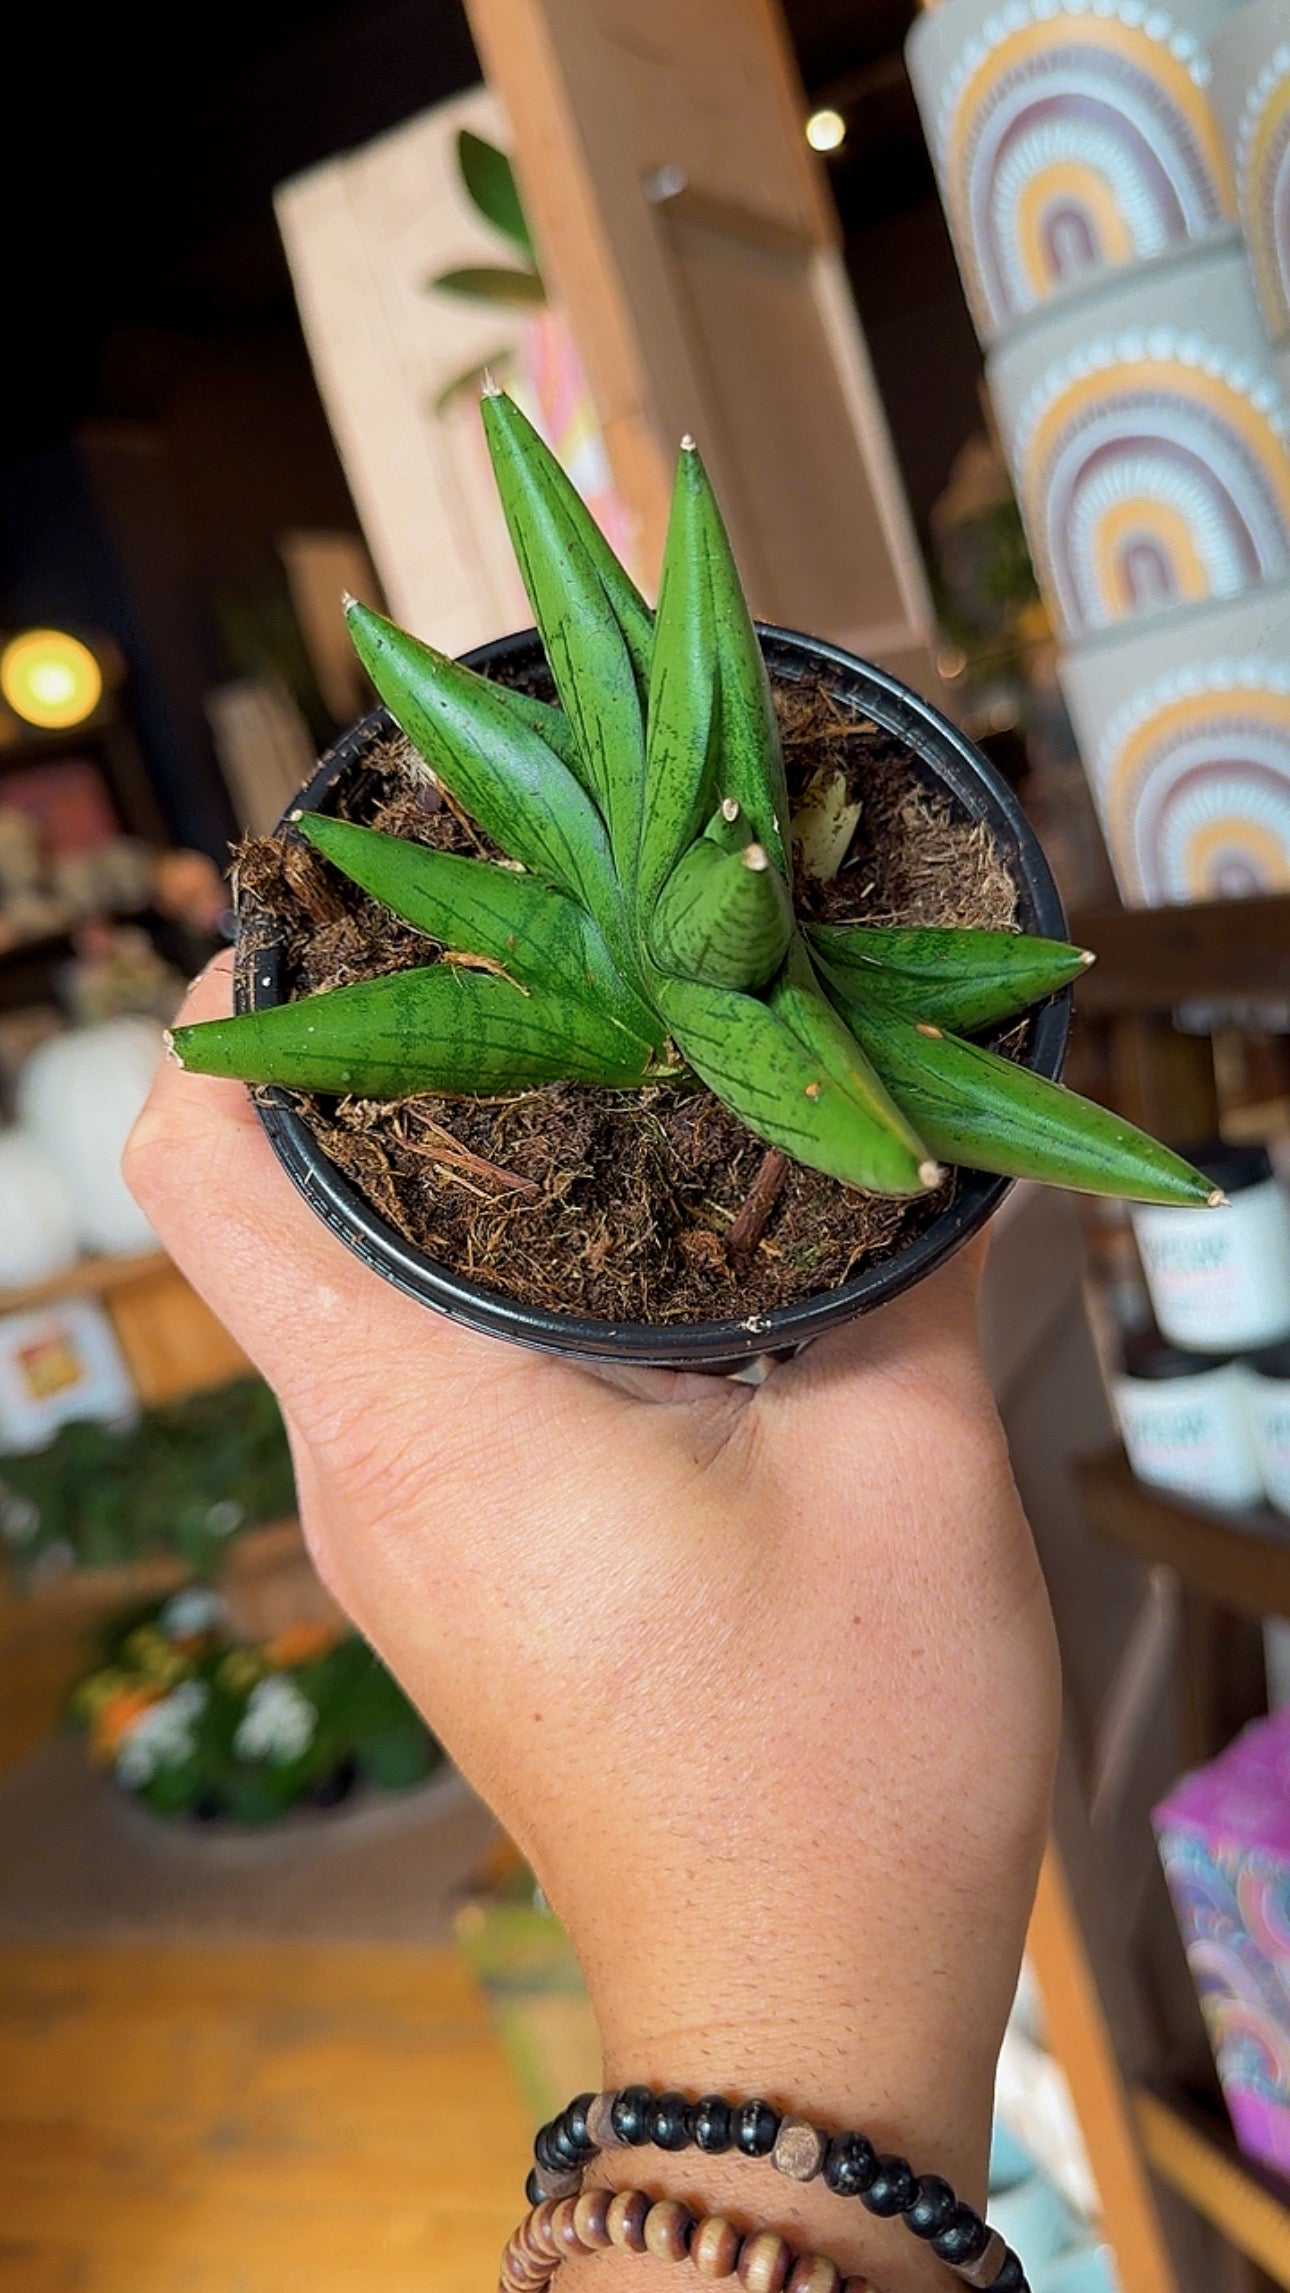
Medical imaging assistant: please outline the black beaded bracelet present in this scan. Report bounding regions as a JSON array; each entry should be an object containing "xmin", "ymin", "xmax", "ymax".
[{"xmin": 526, "ymin": 2086, "xmax": 1028, "ymax": 2293}]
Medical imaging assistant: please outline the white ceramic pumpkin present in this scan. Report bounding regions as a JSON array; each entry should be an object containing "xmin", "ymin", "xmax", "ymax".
[
  {"xmin": 16, "ymin": 1018, "xmax": 166, "ymax": 1256},
  {"xmin": 0, "ymin": 1129, "xmax": 79, "ymax": 1287}
]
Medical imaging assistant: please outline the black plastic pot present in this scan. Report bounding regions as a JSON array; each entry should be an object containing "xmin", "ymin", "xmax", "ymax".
[{"xmin": 237, "ymin": 625, "xmax": 1071, "ymax": 1372}]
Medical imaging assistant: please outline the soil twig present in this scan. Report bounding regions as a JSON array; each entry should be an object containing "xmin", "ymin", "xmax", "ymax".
[
  {"xmin": 726, "ymin": 1150, "xmax": 791, "ymax": 1270},
  {"xmin": 404, "ymin": 1113, "xmax": 542, "ymax": 1200}
]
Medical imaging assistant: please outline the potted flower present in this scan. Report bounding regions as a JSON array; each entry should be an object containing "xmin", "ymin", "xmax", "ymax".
[
  {"xmin": 172, "ymin": 393, "xmax": 1215, "ymax": 1370},
  {"xmin": 71, "ymin": 1593, "xmax": 441, "ymax": 1824}
]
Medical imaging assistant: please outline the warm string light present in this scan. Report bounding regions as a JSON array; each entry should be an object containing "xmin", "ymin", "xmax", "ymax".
[
  {"xmin": 1, "ymin": 628, "xmax": 103, "ymax": 729},
  {"xmin": 805, "ymin": 107, "xmax": 847, "ymax": 153}
]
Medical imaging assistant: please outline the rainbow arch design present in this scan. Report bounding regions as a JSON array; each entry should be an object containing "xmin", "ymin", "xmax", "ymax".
[
  {"xmin": 1237, "ymin": 44, "xmax": 1290, "ymax": 342},
  {"xmin": 935, "ymin": 0, "xmax": 1235, "ymax": 335},
  {"xmin": 1094, "ymin": 657, "xmax": 1290, "ymax": 903},
  {"xmin": 1012, "ymin": 332, "xmax": 1290, "ymax": 634}
]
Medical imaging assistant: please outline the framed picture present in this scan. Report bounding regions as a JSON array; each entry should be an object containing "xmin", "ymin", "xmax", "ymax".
[{"xmin": 0, "ymin": 1298, "xmax": 138, "ymax": 1454}]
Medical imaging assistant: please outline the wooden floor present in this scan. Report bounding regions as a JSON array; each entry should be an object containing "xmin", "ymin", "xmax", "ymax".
[{"xmin": 0, "ymin": 1941, "xmax": 533, "ymax": 2293}]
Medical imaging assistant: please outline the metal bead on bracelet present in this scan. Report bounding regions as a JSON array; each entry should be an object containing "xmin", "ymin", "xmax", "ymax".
[
  {"xmin": 500, "ymin": 2184, "xmax": 878, "ymax": 2292},
  {"xmin": 526, "ymin": 2089, "xmax": 1028, "ymax": 2293}
]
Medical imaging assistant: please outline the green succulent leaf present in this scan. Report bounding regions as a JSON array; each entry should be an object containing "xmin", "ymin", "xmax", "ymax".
[
  {"xmin": 811, "ymin": 922, "xmax": 1092, "ymax": 1032},
  {"xmin": 650, "ymin": 836, "xmax": 793, "ymax": 991},
  {"xmin": 296, "ymin": 814, "xmax": 664, "ymax": 1050},
  {"xmin": 768, "ymin": 939, "xmax": 936, "ymax": 1181},
  {"xmin": 197, "ymin": 422, "xmax": 1204, "ymax": 1224},
  {"xmin": 432, "ymin": 354, "xmax": 516, "ymax": 417},
  {"xmin": 457, "ymin": 130, "xmax": 538, "ymax": 265},
  {"xmin": 480, "ymin": 390, "xmax": 652, "ymax": 870},
  {"xmin": 703, "ymin": 798, "xmax": 753, "ymax": 853},
  {"xmin": 847, "ymin": 1004, "xmax": 1215, "ymax": 1206},
  {"xmin": 688, "ymin": 445, "xmax": 791, "ymax": 878},
  {"xmin": 651, "ymin": 966, "xmax": 934, "ymax": 1197},
  {"xmin": 488, "ymin": 684, "xmax": 585, "ymax": 779},
  {"xmin": 431, "ymin": 266, "xmax": 546, "ymax": 308},
  {"xmin": 345, "ymin": 602, "xmax": 626, "ymax": 961},
  {"xmin": 172, "ymin": 965, "xmax": 655, "ymax": 1097},
  {"xmin": 638, "ymin": 443, "xmax": 720, "ymax": 915}
]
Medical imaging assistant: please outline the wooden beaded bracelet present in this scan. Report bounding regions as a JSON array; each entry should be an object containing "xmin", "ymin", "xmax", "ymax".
[
  {"xmin": 526, "ymin": 2090, "xmax": 1026, "ymax": 2293},
  {"xmin": 499, "ymin": 2184, "xmax": 878, "ymax": 2293}
]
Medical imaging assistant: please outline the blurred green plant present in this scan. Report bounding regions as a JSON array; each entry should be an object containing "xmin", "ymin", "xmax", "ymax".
[
  {"xmin": 427, "ymin": 131, "xmax": 547, "ymax": 412},
  {"xmin": 70, "ymin": 1595, "xmax": 440, "ymax": 1823},
  {"xmin": 0, "ymin": 1379, "xmax": 294, "ymax": 1588}
]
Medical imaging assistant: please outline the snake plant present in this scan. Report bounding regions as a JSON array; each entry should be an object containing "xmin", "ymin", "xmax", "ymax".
[{"xmin": 174, "ymin": 390, "xmax": 1215, "ymax": 1210}]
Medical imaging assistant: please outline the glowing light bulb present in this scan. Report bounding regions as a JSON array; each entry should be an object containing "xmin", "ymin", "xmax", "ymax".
[
  {"xmin": 805, "ymin": 108, "xmax": 847, "ymax": 153},
  {"xmin": 0, "ymin": 629, "xmax": 103, "ymax": 730}
]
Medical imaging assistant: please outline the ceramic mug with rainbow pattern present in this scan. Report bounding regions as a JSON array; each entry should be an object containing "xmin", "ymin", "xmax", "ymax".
[
  {"xmin": 906, "ymin": 0, "xmax": 1241, "ymax": 345},
  {"xmin": 989, "ymin": 237, "xmax": 1290, "ymax": 640},
  {"xmin": 1058, "ymin": 579, "xmax": 1290, "ymax": 902},
  {"xmin": 1209, "ymin": 0, "xmax": 1290, "ymax": 345}
]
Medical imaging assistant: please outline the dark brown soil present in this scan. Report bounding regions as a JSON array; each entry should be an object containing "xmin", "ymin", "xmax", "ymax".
[{"xmin": 232, "ymin": 676, "xmax": 1020, "ymax": 1325}]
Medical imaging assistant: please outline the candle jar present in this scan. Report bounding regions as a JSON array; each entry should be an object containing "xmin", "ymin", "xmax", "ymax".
[
  {"xmin": 1132, "ymin": 1146, "xmax": 1290, "ymax": 1352},
  {"xmin": 1114, "ymin": 1336, "xmax": 1264, "ymax": 1509},
  {"xmin": 1248, "ymin": 1340, "xmax": 1290, "ymax": 1516}
]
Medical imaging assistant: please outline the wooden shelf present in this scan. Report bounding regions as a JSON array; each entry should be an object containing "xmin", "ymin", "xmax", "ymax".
[
  {"xmin": 0, "ymin": 1250, "xmax": 172, "ymax": 1318},
  {"xmin": 1068, "ymin": 892, "xmax": 1290, "ymax": 1015},
  {"xmin": 1136, "ymin": 2088, "xmax": 1290, "ymax": 2289},
  {"xmin": 1074, "ymin": 1448, "xmax": 1290, "ymax": 1623}
]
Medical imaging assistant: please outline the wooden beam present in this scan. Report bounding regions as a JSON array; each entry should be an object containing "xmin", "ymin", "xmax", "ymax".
[
  {"xmin": 1136, "ymin": 2090, "xmax": 1290, "ymax": 2291},
  {"xmin": 1027, "ymin": 1845, "xmax": 1179, "ymax": 2293},
  {"xmin": 0, "ymin": 1248, "xmax": 171, "ymax": 1316},
  {"xmin": 461, "ymin": 0, "xmax": 940, "ymax": 677},
  {"xmin": 1070, "ymin": 895, "xmax": 1290, "ymax": 1016},
  {"xmin": 1075, "ymin": 1450, "xmax": 1290, "ymax": 1625}
]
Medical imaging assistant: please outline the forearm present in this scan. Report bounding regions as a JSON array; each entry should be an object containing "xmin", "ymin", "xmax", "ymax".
[
  {"xmin": 519, "ymin": 1738, "xmax": 1047, "ymax": 2292},
  {"xmin": 122, "ymin": 1036, "xmax": 1055, "ymax": 2292}
]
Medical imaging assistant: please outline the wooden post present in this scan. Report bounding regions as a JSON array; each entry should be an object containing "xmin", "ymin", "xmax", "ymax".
[
  {"xmin": 1028, "ymin": 1841, "xmax": 1180, "ymax": 2293},
  {"xmin": 462, "ymin": 0, "xmax": 943, "ymax": 690}
]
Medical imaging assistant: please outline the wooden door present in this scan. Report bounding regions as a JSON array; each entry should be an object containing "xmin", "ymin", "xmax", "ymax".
[{"xmin": 462, "ymin": 0, "xmax": 941, "ymax": 691}]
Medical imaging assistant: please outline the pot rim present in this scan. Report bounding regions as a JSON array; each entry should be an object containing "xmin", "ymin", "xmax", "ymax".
[{"xmin": 240, "ymin": 622, "xmax": 1071, "ymax": 1372}]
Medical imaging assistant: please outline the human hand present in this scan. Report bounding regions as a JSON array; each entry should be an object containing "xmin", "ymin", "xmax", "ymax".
[{"xmin": 126, "ymin": 957, "xmax": 1059, "ymax": 2288}]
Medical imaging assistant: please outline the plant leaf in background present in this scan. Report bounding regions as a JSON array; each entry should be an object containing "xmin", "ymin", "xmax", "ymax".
[
  {"xmin": 68, "ymin": 1601, "xmax": 440, "ymax": 1825},
  {"xmin": 457, "ymin": 128, "xmax": 539, "ymax": 268},
  {"xmin": 426, "ymin": 132, "xmax": 546, "ymax": 411},
  {"xmin": 433, "ymin": 266, "xmax": 547, "ymax": 309}
]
